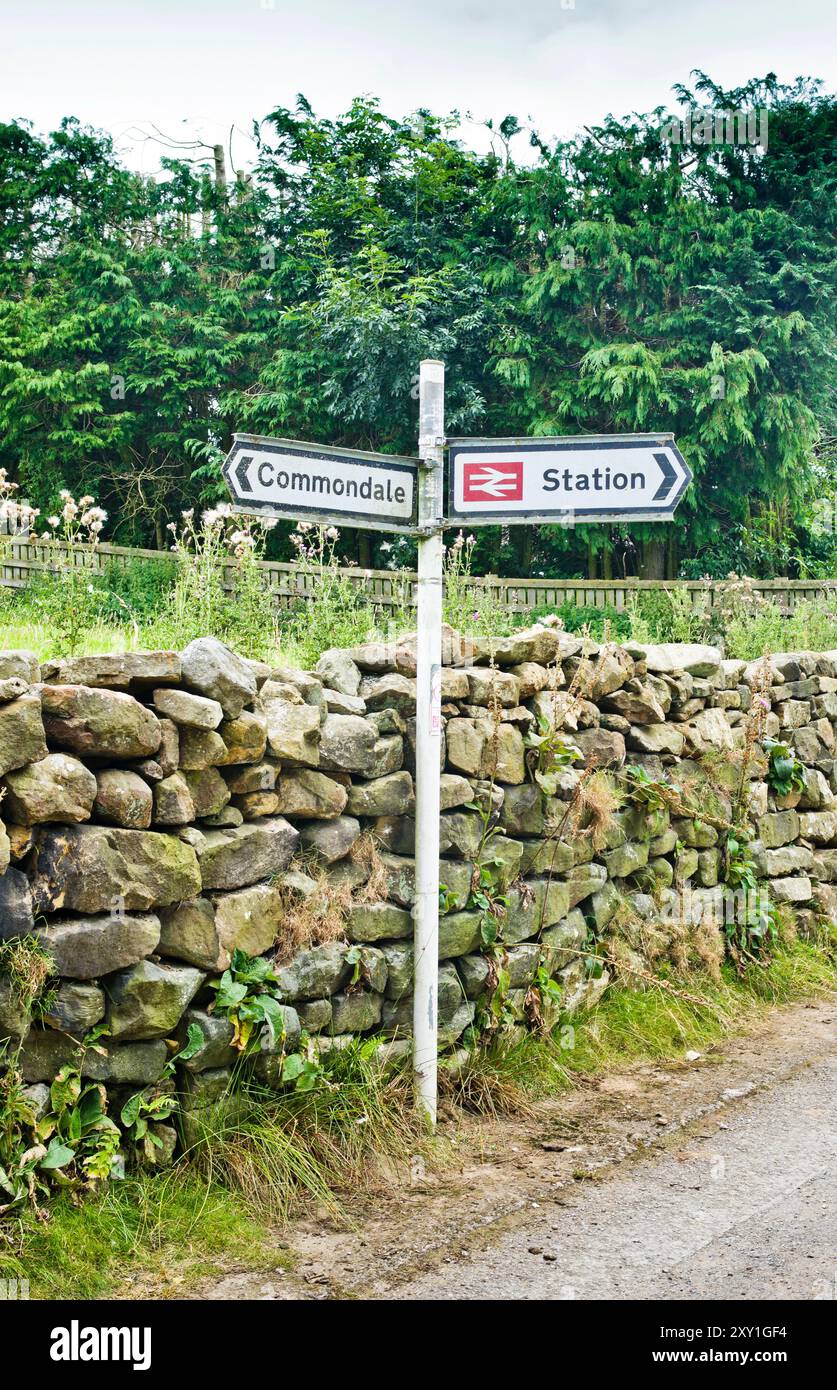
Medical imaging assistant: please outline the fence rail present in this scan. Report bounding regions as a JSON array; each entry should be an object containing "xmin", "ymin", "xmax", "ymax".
[{"xmin": 1, "ymin": 538, "xmax": 835, "ymax": 616}]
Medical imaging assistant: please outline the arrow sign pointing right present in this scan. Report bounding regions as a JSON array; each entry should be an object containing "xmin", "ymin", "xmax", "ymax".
[
  {"xmin": 448, "ymin": 433, "xmax": 692, "ymax": 525},
  {"xmin": 652, "ymin": 451, "xmax": 677, "ymax": 502}
]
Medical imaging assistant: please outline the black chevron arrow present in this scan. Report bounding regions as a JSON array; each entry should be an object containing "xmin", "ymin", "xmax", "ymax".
[
  {"xmin": 232, "ymin": 452, "xmax": 254, "ymax": 495},
  {"xmin": 652, "ymin": 451, "xmax": 676, "ymax": 502}
]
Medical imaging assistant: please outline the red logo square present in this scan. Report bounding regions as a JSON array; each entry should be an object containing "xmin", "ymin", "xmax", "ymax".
[{"xmin": 462, "ymin": 460, "xmax": 524, "ymax": 503}]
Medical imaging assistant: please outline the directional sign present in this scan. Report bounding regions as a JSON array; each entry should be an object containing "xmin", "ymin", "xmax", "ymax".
[
  {"xmin": 222, "ymin": 434, "xmax": 418, "ymax": 534},
  {"xmin": 448, "ymin": 434, "xmax": 692, "ymax": 525}
]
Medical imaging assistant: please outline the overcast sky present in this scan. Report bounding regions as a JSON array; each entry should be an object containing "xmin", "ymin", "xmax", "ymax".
[{"xmin": 2, "ymin": 0, "xmax": 835, "ymax": 171}]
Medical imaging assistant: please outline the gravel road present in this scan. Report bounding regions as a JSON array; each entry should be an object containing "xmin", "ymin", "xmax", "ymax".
[{"xmin": 388, "ymin": 1050, "xmax": 837, "ymax": 1301}]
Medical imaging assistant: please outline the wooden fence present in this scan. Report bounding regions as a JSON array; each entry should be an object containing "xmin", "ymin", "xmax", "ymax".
[{"xmin": 1, "ymin": 537, "xmax": 834, "ymax": 617}]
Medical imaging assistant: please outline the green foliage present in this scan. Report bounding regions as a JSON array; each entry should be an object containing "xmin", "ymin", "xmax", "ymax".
[
  {"xmin": 207, "ymin": 948, "xmax": 288, "ymax": 1052},
  {"xmin": 0, "ymin": 77, "xmax": 832, "ymax": 582},
  {"xmin": 623, "ymin": 764, "xmax": 680, "ymax": 813},
  {"xmin": 763, "ymin": 737, "xmax": 807, "ymax": 797},
  {"xmin": 523, "ymin": 710, "xmax": 581, "ymax": 796},
  {"xmin": 534, "ymin": 601, "xmax": 632, "ymax": 641}
]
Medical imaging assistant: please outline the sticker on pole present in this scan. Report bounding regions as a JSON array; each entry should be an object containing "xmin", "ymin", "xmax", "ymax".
[
  {"xmin": 223, "ymin": 434, "xmax": 419, "ymax": 534},
  {"xmin": 448, "ymin": 434, "xmax": 692, "ymax": 525}
]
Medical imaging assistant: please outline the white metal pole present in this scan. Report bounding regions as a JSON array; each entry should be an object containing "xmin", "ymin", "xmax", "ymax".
[{"xmin": 413, "ymin": 358, "xmax": 445, "ymax": 1126}]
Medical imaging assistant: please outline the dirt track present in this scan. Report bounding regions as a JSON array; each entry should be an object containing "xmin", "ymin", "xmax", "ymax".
[{"xmin": 197, "ymin": 996, "xmax": 837, "ymax": 1302}]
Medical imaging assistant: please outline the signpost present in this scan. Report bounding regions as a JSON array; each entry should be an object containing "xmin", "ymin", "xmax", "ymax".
[
  {"xmin": 449, "ymin": 434, "xmax": 692, "ymax": 526},
  {"xmin": 222, "ymin": 377, "xmax": 692, "ymax": 1128}
]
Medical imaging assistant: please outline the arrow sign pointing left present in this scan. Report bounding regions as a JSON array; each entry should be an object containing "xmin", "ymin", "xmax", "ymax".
[
  {"xmin": 448, "ymin": 433, "xmax": 692, "ymax": 525},
  {"xmin": 222, "ymin": 434, "xmax": 419, "ymax": 534}
]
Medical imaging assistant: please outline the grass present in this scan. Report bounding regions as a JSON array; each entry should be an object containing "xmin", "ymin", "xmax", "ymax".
[
  {"xmin": 186, "ymin": 1039, "xmax": 427, "ymax": 1226},
  {"xmin": 1, "ymin": 939, "xmax": 833, "ymax": 1298},
  {"xmin": 442, "ymin": 937, "xmax": 837, "ymax": 1111},
  {"xmin": 0, "ymin": 1168, "xmax": 287, "ymax": 1300}
]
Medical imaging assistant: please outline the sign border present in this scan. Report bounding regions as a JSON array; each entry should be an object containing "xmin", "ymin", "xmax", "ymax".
[
  {"xmin": 222, "ymin": 434, "xmax": 420, "ymax": 535},
  {"xmin": 446, "ymin": 433, "xmax": 692, "ymax": 526}
]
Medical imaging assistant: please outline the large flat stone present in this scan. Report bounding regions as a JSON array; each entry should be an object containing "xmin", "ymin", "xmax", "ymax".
[
  {"xmin": 35, "ymin": 912, "xmax": 161, "ymax": 978},
  {"xmin": 180, "ymin": 638, "xmax": 257, "ymax": 717},
  {"xmin": 39, "ymin": 684, "xmax": 161, "ymax": 758},
  {"xmin": 27, "ymin": 824, "xmax": 200, "ymax": 913},
  {"xmin": 196, "ymin": 818, "xmax": 299, "ymax": 890},
  {"xmin": 106, "ymin": 959, "xmax": 205, "ymax": 1040},
  {"xmin": 2, "ymin": 752, "xmax": 97, "ymax": 824}
]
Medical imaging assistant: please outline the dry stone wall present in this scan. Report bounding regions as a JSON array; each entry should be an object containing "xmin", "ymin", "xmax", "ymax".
[{"xmin": 1, "ymin": 627, "xmax": 836, "ymax": 1134}]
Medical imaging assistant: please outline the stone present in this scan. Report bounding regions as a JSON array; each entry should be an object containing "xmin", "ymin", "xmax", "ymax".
[
  {"xmin": 152, "ymin": 687, "xmax": 223, "ymax": 729},
  {"xmin": 472, "ymin": 624, "xmax": 561, "ymax": 667},
  {"xmin": 154, "ymin": 772, "xmax": 196, "ymax": 825},
  {"xmin": 275, "ymin": 942, "xmax": 349, "ymax": 1002},
  {"xmin": 368, "ymin": 734, "xmax": 404, "ymax": 778},
  {"xmin": 40, "ymin": 651, "xmax": 180, "ymax": 690},
  {"xmin": 155, "ymin": 718, "xmax": 180, "ymax": 776},
  {"xmin": 315, "ymin": 648, "xmax": 362, "ymax": 697},
  {"xmin": 0, "ymin": 676, "xmax": 29, "ymax": 703},
  {"xmin": 36, "ymin": 912, "xmax": 160, "ymax": 978},
  {"xmin": 458, "ymin": 954, "xmax": 490, "ymax": 998},
  {"xmin": 499, "ymin": 783, "xmax": 544, "ymax": 837},
  {"xmin": 274, "ymin": 769, "xmax": 348, "ymax": 820},
  {"xmin": 107, "ymin": 959, "xmax": 205, "ymax": 1040},
  {"xmin": 177, "ymin": 727, "xmax": 228, "ymax": 769},
  {"xmin": 0, "ymin": 868, "xmax": 35, "ymax": 934},
  {"xmin": 575, "ymin": 727, "xmax": 626, "ymax": 769},
  {"xmin": 697, "ymin": 848, "xmax": 721, "ymax": 887},
  {"xmin": 361, "ymin": 673, "xmax": 416, "ymax": 715},
  {"xmin": 183, "ymin": 767, "xmax": 231, "ymax": 818},
  {"xmin": 440, "ymin": 670, "xmax": 470, "ymax": 700},
  {"xmin": 758, "ymin": 809, "xmax": 801, "ymax": 849},
  {"xmin": 0, "ymin": 692, "xmax": 48, "ymax": 776},
  {"xmin": 297, "ymin": 999, "xmax": 333, "ymax": 1033},
  {"xmin": 438, "ymin": 910, "xmax": 482, "ymax": 958},
  {"xmin": 28, "ymin": 825, "xmax": 200, "ymax": 914},
  {"xmin": 251, "ymin": 1007, "xmax": 306, "ymax": 1087},
  {"xmin": 589, "ymin": 878, "xmax": 621, "ymax": 928},
  {"xmin": 541, "ymin": 909, "xmax": 587, "ymax": 971},
  {"xmin": 518, "ymin": 838, "xmax": 574, "ymax": 876},
  {"xmin": 770, "ymin": 876, "xmax": 812, "ymax": 904},
  {"xmin": 197, "ymin": 819, "xmax": 299, "ymax": 890},
  {"xmin": 439, "ymin": 773, "xmax": 474, "ymax": 811},
  {"xmin": 268, "ymin": 666, "xmax": 324, "ymax": 706},
  {"xmin": 626, "ymin": 723, "xmax": 685, "ymax": 756},
  {"xmin": 3, "ymin": 752, "xmax": 97, "ymax": 824},
  {"xmin": 215, "ymin": 710, "xmax": 268, "ymax": 766},
  {"xmin": 601, "ymin": 841, "xmax": 649, "ymax": 878},
  {"xmin": 461, "ymin": 667, "xmax": 520, "ymax": 708},
  {"xmin": 0, "ymin": 649, "xmax": 40, "ymax": 682},
  {"xmin": 624, "ymin": 642, "xmax": 722, "ymax": 678},
  {"xmin": 584, "ymin": 646, "xmax": 635, "ymax": 699},
  {"xmin": 300, "ymin": 815, "xmax": 361, "ymax": 864},
  {"xmin": 229, "ymin": 791, "xmax": 277, "ymax": 818},
  {"xmin": 323, "ymin": 688, "xmax": 366, "ymax": 716},
  {"xmin": 346, "ymin": 770, "xmax": 414, "ymax": 818},
  {"xmin": 348, "ymin": 901, "xmax": 412, "ymax": 942},
  {"xmin": 18, "ymin": 1031, "xmax": 168, "ymax": 1085},
  {"xmin": 509, "ymin": 662, "xmax": 550, "ymax": 699},
  {"xmin": 180, "ymin": 638, "xmax": 257, "ymax": 717},
  {"xmin": 93, "ymin": 769, "xmax": 153, "ymax": 829},
  {"xmin": 211, "ymin": 881, "xmax": 285, "ymax": 961},
  {"xmin": 330, "ymin": 991, "xmax": 383, "ymax": 1034},
  {"xmin": 263, "ymin": 694, "xmax": 321, "ymax": 766},
  {"xmin": 175, "ymin": 1008, "xmax": 236, "ymax": 1072},
  {"xmin": 224, "ymin": 762, "xmax": 277, "ymax": 795},
  {"xmin": 603, "ymin": 684, "xmax": 666, "ymax": 724},
  {"xmin": 564, "ymin": 862, "xmax": 607, "ymax": 908},
  {"xmin": 158, "ymin": 897, "xmax": 223, "ymax": 970},
  {"xmin": 43, "ymin": 981, "xmax": 105, "ymax": 1037},
  {"xmin": 798, "ymin": 811, "xmax": 837, "ymax": 845},
  {"xmin": 382, "ymin": 853, "xmax": 471, "ymax": 910},
  {"xmin": 318, "ymin": 714, "xmax": 378, "ymax": 776},
  {"xmin": 40, "ymin": 684, "xmax": 163, "ymax": 760},
  {"xmin": 763, "ymin": 845, "xmax": 814, "ymax": 876}
]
